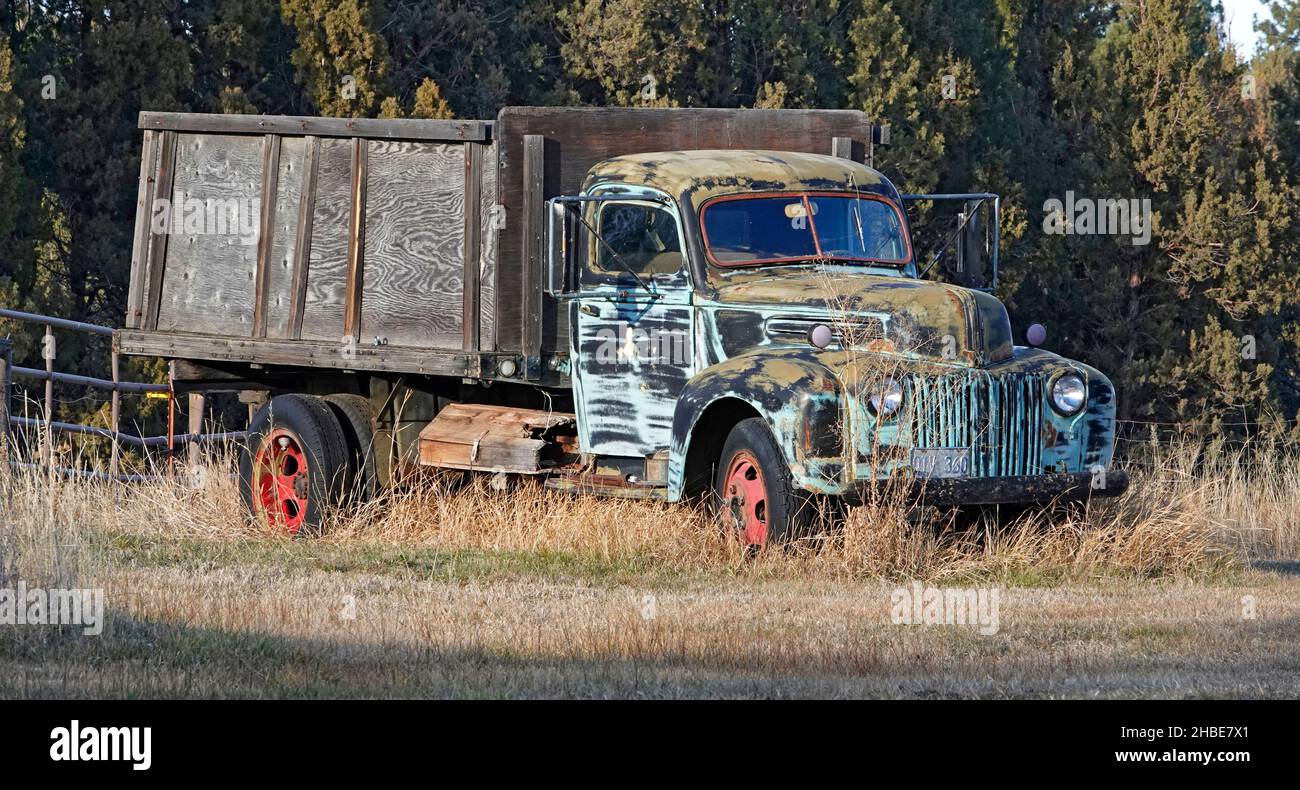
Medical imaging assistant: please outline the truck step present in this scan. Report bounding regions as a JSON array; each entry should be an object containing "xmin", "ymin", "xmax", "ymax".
[
  {"xmin": 417, "ymin": 403, "xmax": 577, "ymax": 474},
  {"xmin": 544, "ymin": 473, "xmax": 669, "ymax": 501}
]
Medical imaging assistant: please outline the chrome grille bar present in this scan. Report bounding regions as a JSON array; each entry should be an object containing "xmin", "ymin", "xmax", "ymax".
[{"xmin": 907, "ymin": 371, "xmax": 1044, "ymax": 476}]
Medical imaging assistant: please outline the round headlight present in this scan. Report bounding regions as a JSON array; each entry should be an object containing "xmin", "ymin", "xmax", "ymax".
[
  {"xmin": 1051, "ymin": 372, "xmax": 1087, "ymax": 415},
  {"xmin": 868, "ymin": 378, "xmax": 904, "ymax": 418}
]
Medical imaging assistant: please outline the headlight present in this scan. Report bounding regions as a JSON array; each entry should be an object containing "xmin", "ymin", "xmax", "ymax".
[
  {"xmin": 868, "ymin": 377, "xmax": 904, "ymax": 418},
  {"xmin": 1050, "ymin": 373, "xmax": 1087, "ymax": 415}
]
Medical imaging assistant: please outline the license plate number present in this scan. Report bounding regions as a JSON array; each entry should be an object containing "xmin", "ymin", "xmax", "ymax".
[{"xmin": 912, "ymin": 448, "xmax": 971, "ymax": 479}]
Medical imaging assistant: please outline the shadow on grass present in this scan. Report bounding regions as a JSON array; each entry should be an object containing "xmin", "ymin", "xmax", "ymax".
[
  {"xmin": 1249, "ymin": 559, "xmax": 1300, "ymax": 577},
  {"xmin": 3, "ymin": 602, "xmax": 1300, "ymax": 699}
]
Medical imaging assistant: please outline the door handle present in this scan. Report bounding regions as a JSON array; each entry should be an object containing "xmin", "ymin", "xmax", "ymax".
[{"xmin": 578, "ymin": 304, "xmax": 600, "ymax": 317}]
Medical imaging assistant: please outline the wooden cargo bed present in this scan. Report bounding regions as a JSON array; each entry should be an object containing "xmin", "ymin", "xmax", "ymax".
[{"xmin": 120, "ymin": 107, "xmax": 881, "ymax": 383}]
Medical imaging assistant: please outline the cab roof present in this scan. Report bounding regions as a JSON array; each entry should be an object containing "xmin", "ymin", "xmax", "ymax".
[{"xmin": 582, "ymin": 150, "xmax": 897, "ymax": 210}]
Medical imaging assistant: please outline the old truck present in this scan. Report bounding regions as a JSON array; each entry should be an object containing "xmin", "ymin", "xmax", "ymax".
[{"xmin": 116, "ymin": 106, "xmax": 1127, "ymax": 543}]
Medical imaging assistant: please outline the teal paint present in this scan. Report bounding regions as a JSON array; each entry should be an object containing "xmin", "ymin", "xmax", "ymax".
[{"xmin": 563, "ymin": 152, "xmax": 1121, "ymax": 505}]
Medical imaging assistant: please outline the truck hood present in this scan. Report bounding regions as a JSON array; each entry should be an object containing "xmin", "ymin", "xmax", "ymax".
[{"xmin": 709, "ymin": 271, "xmax": 1015, "ymax": 367}]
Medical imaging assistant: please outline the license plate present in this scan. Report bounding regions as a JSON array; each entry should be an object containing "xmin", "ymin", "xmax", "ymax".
[{"xmin": 911, "ymin": 448, "xmax": 971, "ymax": 479}]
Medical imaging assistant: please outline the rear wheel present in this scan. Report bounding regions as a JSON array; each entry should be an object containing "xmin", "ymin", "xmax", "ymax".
[
  {"xmin": 239, "ymin": 394, "xmax": 350, "ymax": 535},
  {"xmin": 322, "ymin": 393, "xmax": 379, "ymax": 502},
  {"xmin": 713, "ymin": 418, "xmax": 812, "ymax": 548}
]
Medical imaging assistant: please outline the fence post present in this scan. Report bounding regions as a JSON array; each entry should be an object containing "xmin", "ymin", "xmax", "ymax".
[
  {"xmin": 43, "ymin": 323, "xmax": 53, "ymax": 469},
  {"xmin": 1, "ymin": 338, "xmax": 11, "ymax": 464},
  {"xmin": 110, "ymin": 350, "xmax": 121, "ymax": 476},
  {"xmin": 166, "ymin": 360, "xmax": 176, "ymax": 477},
  {"xmin": 187, "ymin": 392, "xmax": 205, "ymax": 469}
]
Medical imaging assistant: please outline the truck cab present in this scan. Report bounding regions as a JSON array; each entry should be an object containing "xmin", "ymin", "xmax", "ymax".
[{"xmin": 552, "ymin": 150, "xmax": 1126, "ymax": 543}]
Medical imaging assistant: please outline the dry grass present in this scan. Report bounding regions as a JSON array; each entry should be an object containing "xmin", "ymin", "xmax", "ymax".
[{"xmin": 1, "ymin": 437, "xmax": 1298, "ymax": 698}]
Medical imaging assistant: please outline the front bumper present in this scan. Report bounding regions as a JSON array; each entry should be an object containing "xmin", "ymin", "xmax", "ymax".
[{"xmin": 843, "ymin": 470, "xmax": 1129, "ymax": 507}]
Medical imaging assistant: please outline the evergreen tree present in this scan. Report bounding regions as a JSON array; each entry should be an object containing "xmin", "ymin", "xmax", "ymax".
[
  {"xmin": 281, "ymin": 0, "xmax": 395, "ymax": 116},
  {"xmin": 0, "ymin": 0, "xmax": 1295, "ymax": 438}
]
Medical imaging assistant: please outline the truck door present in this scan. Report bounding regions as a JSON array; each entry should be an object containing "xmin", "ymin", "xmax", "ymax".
[{"xmin": 571, "ymin": 197, "xmax": 694, "ymax": 458}]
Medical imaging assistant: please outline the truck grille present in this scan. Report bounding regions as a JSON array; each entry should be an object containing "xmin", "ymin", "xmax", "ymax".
[{"xmin": 907, "ymin": 371, "xmax": 1045, "ymax": 476}]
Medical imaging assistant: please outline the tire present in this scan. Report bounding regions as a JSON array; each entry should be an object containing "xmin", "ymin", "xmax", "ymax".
[
  {"xmin": 713, "ymin": 418, "xmax": 813, "ymax": 547},
  {"xmin": 322, "ymin": 393, "xmax": 379, "ymax": 502},
  {"xmin": 239, "ymin": 394, "xmax": 350, "ymax": 535}
]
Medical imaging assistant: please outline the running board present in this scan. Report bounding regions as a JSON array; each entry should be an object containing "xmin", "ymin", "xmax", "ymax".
[
  {"xmin": 418, "ymin": 403, "xmax": 577, "ymax": 474},
  {"xmin": 544, "ymin": 473, "xmax": 669, "ymax": 501}
]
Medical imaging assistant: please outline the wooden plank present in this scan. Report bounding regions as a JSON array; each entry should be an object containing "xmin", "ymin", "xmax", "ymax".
[
  {"xmin": 463, "ymin": 142, "xmax": 482, "ymax": 353},
  {"xmin": 288, "ymin": 136, "xmax": 319, "ymax": 340},
  {"xmin": 115, "ymin": 329, "xmax": 475, "ymax": 377},
  {"xmin": 251, "ymin": 134, "xmax": 282, "ymax": 337},
  {"xmin": 140, "ymin": 111, "xmax": 490, "ymax": 143},
  {"xmin": 144, "ymin": 130, "xmax": 177, "ymax": 330},
  {"xmin": 417, "ymin": 403, "xmax": 575, "ymax": 473},
  {"xmin": 344, "ymin": 137, "xmax": 368, "ymax": 342},
  {"xmin": 520, "ymin": 134, "xmax": 545, "ymax": 374},
  {"xmin": 127, "ymin": 130, "xmax": 158, "ymax": 329},
  {"xmin": 187, "ymin": 392, "xmax": 205, "ymax": 467},
  {"xmin": 264, "ymin": 137, "xmax": 307, "ymax": 338},
  {"xmin": 480, "ymin": 144, "xmax": 499, "ymax": 352},
  {"xmin": 155, "ymin": 133, "xmax": 263, "ymax": 335},
  {"xmin": 360, "ymin": 140, "xmax": 464, "ymax": 348},
  {"xmin": 300, "ymin": 138, "xmax": 353, "ymax": 342}
]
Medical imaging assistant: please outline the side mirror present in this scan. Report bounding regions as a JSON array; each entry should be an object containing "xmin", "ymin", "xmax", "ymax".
[
  {"xmin": 900, "ymin": 192, "xmax": 1000, "ymax": 292},
  {"xmin": 545, "ymin": 199, "xmax": 572, "ymax": 295},
  {"xmin": 956, "ymin": 200, "xmax": 984, "ymax": 289}
]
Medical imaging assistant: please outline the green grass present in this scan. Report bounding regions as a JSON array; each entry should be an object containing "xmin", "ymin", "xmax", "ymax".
[{"xmin": 87, "ymin": 528, "xmax": 708, "ymax": 589}]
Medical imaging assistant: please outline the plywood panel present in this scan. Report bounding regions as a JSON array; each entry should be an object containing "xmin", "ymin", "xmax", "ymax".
[
  {"xmin": 300, "ymin": 138, "xmax": 353, "ymax": 342},
  {"xmin": 263, "ymin": 137, "xmax": 306, "ymax": 338},
  {"xmin": 479, "ymin": 144, "xmax": 499, "ymax": 351},
  {"xmin": 359, "ymin": 140, "xmax": 464, "ymax": 348},
  {"xmin": 157, "ymin": 133, "xmax": 263, "ymax": 334}
]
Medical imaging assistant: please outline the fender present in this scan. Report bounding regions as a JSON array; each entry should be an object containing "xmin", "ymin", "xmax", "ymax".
[{"xmin": 667, "ymin": 347, "xmax": 850, "ymax": 500}]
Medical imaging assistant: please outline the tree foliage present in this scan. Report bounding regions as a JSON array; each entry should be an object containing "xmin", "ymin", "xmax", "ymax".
[{"xmin": 0, "ymin": 0, "xmax": 1298, "ymax": 439}]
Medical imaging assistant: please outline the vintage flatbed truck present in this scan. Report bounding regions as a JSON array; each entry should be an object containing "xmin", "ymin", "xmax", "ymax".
[{"xmin": 117, "ymin": 106, "xmax": 1127, "ymax": 542}]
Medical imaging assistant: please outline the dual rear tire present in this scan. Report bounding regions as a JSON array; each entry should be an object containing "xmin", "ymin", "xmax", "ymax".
[{"xmin": 238, "ymin": 393, "xmax": 375, "ymax": 535}]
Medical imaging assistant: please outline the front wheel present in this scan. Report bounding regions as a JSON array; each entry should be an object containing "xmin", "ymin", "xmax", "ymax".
[{"xmin": 713, "ymin": 418, "xmax": 812, "ymax": 548}]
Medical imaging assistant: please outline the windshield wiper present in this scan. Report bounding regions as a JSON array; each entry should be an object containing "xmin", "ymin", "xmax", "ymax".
[
  {"xmin": 849, "ymin": 176, "xmax": 867, "ymax": 250},
  {"xmin": 570, "ymin": 208, "xmax": 655, "ymax": 295}
]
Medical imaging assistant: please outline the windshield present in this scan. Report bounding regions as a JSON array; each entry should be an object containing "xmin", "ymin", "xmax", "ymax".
[{"xmin": 701, "ymin": 192, "xmax": 910, "ymax": 267}]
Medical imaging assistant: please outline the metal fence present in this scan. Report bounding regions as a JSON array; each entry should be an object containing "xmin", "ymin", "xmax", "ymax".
[{"xmin": 1, "ymin": 306, "xmax": 246, "ymax": 481}]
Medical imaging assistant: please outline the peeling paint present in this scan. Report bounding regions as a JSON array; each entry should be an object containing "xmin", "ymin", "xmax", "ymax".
[{"xmin": 563, "ymin": 149, "xmax": 1121, "ymax": 506}]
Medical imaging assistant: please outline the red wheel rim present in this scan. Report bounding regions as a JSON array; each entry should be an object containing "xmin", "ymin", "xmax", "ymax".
[
  {"xmin": 723, "ymin": 450, "xmax": 769, "ymax": 546},
  {"xmin": 255, "ymin": 429, "xmax": 309, "ymax": 534}
]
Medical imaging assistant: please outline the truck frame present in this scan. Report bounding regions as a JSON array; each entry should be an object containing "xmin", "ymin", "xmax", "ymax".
[{"xmin": 116, "ymin": 106, "xmax": 1127, "ymax": 542}]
